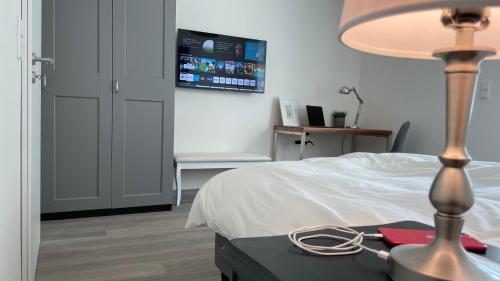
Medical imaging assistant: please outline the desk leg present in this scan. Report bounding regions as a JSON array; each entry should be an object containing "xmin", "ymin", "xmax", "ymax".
[
  {"xmin": 351, "ymin": 135, "xmax": 357, "ymax": 153},
  {"xmin": 272, "ymin": 132, "xmax": 278, "ymax": 161},
  {"xmin": 299, "ymin": 133, "xmax": 306, "ymax": 160},
  {"xmin": 386, "ymin": 135, "xmax": 392, "ymax": 152},
  {"xmin": 175, "ymin": 165, "xmax": 182, "ymax": 206}
]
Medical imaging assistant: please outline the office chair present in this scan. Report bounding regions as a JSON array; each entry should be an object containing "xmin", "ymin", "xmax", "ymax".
[{"xmin": 391, "ymin": 121, "xmax": 411, "ymax": 153}]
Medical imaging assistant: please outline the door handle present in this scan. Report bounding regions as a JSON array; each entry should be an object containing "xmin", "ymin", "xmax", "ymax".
[
  {"xmin": 113, "ymin": 80, "xmax": 119, "ymax": 94},
  {"xmin": 32, "ymin": 71, "xmax": 47, "ymax": 89},
  {"xmin": 32, "ymin": 52, "xmax": 55, "ymax": 65}
]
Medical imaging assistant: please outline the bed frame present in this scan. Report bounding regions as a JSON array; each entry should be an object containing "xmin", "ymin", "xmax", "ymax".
[{"xmin": 215, "ymin": 234, "xmax": 231, "ymax": 281}]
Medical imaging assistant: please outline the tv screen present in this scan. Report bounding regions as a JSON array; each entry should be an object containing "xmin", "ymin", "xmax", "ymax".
[{"xmin": 176, "ymin": 29, "xmax": 267, "ymax": 93}]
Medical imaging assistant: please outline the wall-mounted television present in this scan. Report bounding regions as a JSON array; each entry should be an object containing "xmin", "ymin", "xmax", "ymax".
[{"xmin": 176, "ymin": 29, "xmax": 267, "ymax": 93}]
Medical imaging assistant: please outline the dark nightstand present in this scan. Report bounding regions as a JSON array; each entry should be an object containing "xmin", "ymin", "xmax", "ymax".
[{"xmin": 219, "ymin": 221, "xmax": 500, "ymax": 281}]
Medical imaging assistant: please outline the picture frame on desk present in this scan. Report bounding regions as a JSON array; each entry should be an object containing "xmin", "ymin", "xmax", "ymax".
[{"xmin": 279, "ymin": 97, "xmax": 300, "ymax": 127}]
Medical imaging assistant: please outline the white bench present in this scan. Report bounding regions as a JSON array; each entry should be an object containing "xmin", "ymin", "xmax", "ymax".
[{"xmin": 174, "ymin": 153, "xmax": 272, "ymax": 206}]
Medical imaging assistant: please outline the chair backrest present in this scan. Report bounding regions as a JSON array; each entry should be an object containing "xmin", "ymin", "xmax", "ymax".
[{"xmin": 391, "ymin": 121, "xmax": 411, "ymax": 153}]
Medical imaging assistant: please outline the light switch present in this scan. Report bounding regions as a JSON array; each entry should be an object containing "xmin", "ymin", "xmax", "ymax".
[{"xmin": 479, "ymin": 81, "xmax": 490, "ymax": 100}]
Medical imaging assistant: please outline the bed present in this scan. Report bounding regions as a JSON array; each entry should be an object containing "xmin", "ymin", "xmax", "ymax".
[{"xmin": 185, "ymin": 153, "xmax": 500, "ymax": 277}]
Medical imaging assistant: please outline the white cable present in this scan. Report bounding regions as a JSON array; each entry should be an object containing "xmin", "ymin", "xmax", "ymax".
[{"xmin": 288, "ymin": 225, "xmax": 390, "ymax": 260}]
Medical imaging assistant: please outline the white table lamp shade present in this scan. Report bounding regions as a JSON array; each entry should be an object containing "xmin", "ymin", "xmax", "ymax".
[{"xmin": 339, "ymin": 0, "xmax": 500, "ymax": 60}]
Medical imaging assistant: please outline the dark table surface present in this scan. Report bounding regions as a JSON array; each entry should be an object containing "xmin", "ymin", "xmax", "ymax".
[{"xmin": 220, "ymin": 221, "xmax": 500, "ymax": 281}]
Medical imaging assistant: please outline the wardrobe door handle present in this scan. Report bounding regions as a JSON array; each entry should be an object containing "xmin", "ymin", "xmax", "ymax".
[{"xmin": 113, "ymin": 80, "xmax": 119, "ymax": 94}]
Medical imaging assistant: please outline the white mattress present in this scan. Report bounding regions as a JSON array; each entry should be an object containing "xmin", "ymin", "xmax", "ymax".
[{"xmin": 186, "ymin": 153, "xmax": 500, "ymax": 247}]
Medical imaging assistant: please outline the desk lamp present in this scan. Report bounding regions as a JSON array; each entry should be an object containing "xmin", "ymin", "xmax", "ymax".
[
  {"xmin": 339, "ymin": 1, "xmax": 500, "ymax": 280},
  {"xmin": 338, "ymin": 86, "xmax": 364, "ymax": 129}
]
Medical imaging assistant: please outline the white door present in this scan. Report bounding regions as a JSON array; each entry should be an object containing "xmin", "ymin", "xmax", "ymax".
[
  {"xmin": 28, "ymin": 0, "xmax": 42, "ymax": 279},
  {"xmin": 0, "ymin": 0, "xmax": 40, "ymax": 279},
  {"xmin": 0, "ymin": 0, "xmax": 24, "ymax": 280}
]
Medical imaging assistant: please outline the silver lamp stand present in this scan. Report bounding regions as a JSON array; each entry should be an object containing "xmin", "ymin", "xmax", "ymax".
[
  {"xmin": 338, "ymin": 87, "xmax": 364, "ymax": 129},
  {"xmin": 388, "ymin": 8, "xmax": 500, "ymax": 281}
]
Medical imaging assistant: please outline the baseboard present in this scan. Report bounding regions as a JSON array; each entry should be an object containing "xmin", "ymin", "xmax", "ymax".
[{"xmin": 41, "ymin": 204, "xmax": 172, "ymax": 221}]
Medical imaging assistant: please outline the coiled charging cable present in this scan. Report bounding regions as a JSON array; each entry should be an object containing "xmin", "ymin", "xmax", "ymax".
[{"xmin": 288, "ymin": 225, "xmax": 390, "ymax": 260}]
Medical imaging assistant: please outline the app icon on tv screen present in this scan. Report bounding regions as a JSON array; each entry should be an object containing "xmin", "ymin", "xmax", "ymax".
[
  {"xmin": 176, "ymin": 29, "xmax": 267, "ymax": 93},
  {"xmin": 245, "ymin": 41, "xmax": 266, "ymax": 62},
  {"xmin": 198, "ymin": 58, "xmax": 215, "ymax": 73}
]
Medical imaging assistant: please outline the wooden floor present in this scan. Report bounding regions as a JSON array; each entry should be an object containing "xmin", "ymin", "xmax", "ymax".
[{"xmin": 35, "ymin": 190, "xmax": 219, "ymax": 281}]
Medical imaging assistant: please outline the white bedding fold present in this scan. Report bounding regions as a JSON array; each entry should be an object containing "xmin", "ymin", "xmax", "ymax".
[{"xmin": 186, "ymin": 153, "xmax": 500, "ymax": 247}]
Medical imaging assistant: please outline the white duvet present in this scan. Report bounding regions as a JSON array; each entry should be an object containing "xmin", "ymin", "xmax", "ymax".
[{"xmin": 186, "ymin": 153, "xmax": 500, "ymax": 247}]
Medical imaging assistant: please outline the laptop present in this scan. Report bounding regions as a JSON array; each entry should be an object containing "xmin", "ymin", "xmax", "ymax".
[{"xmin": 306, "ymin": 105, "xmax": 326, "ymax": 127}]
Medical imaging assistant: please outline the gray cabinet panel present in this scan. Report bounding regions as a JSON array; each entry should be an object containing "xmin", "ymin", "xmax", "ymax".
[
  {"xmin": 42, "ymin": 0, "xmax": 113, "ymax": 213},
  {"xmin": 54, "ymin": 97, "xmax": 100, "ymax": 199},
  {"xmin": 111, "ymin": 0, "xmax": 175, "ymax": 208},
  {"xmin": 54, "ymin": 0, "xmax": 100, "ymax": 74},
  {"xmin": 123, "ymin": 100, "xmax": 164, "ymax": 196},
  {"xmin": 124, "ymin": 1, "xmax": 165, "ymax": 77}
]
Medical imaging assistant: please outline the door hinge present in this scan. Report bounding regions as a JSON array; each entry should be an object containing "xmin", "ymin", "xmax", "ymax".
[{"xmin": 17, "ymin": 16, "xmax": 23, "ymax": 61}]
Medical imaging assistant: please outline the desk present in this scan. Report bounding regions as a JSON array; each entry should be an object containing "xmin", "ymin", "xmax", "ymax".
[
  {"xmin": 219, "ymin": 221, "xmax": 500, "ymax": 281},
  {"xmin": 273, "ymin": 125, "xmax": 392, "ymax": 160}
]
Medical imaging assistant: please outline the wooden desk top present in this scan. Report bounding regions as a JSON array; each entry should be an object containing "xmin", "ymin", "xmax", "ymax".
[{"xmin": 273, "ymin": 125, "xmax": 392, "ymax": 136}]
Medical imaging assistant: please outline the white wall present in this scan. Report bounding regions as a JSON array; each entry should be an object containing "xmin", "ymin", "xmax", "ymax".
[
  {"xmin": 0, "ymin": 0, "xmax": 22, "ymax": 279},
  {"xmin": 358, "ymin": 53, "xmax": 500, "ymax": 161},
  {"xmin": 175, "ymin": 0, "xmax": 362, "ymax": 189}
]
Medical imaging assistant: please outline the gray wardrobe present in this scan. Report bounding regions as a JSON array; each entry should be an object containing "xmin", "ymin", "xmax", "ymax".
[{"xmin": 41, "ymin": 0, "xmax": 176, "ymax": 213}]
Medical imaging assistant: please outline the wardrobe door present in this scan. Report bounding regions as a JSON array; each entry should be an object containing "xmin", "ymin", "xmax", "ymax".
[
  {"xmin": 111, "ymin": 0, "xmax": 175, "ymax": 208},
  {"xmin": 41, "ymin": 0, "xmax": 113, "ymax": 213}
]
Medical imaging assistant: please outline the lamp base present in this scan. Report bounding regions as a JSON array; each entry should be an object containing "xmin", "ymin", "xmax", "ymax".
[
  {"xmin": 388, "ymin": 215, "xmax": 500, "ymax": 281},
  {"xmin": 389, "ymin": 245, "xmax": 500, "ymax": 281}
]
